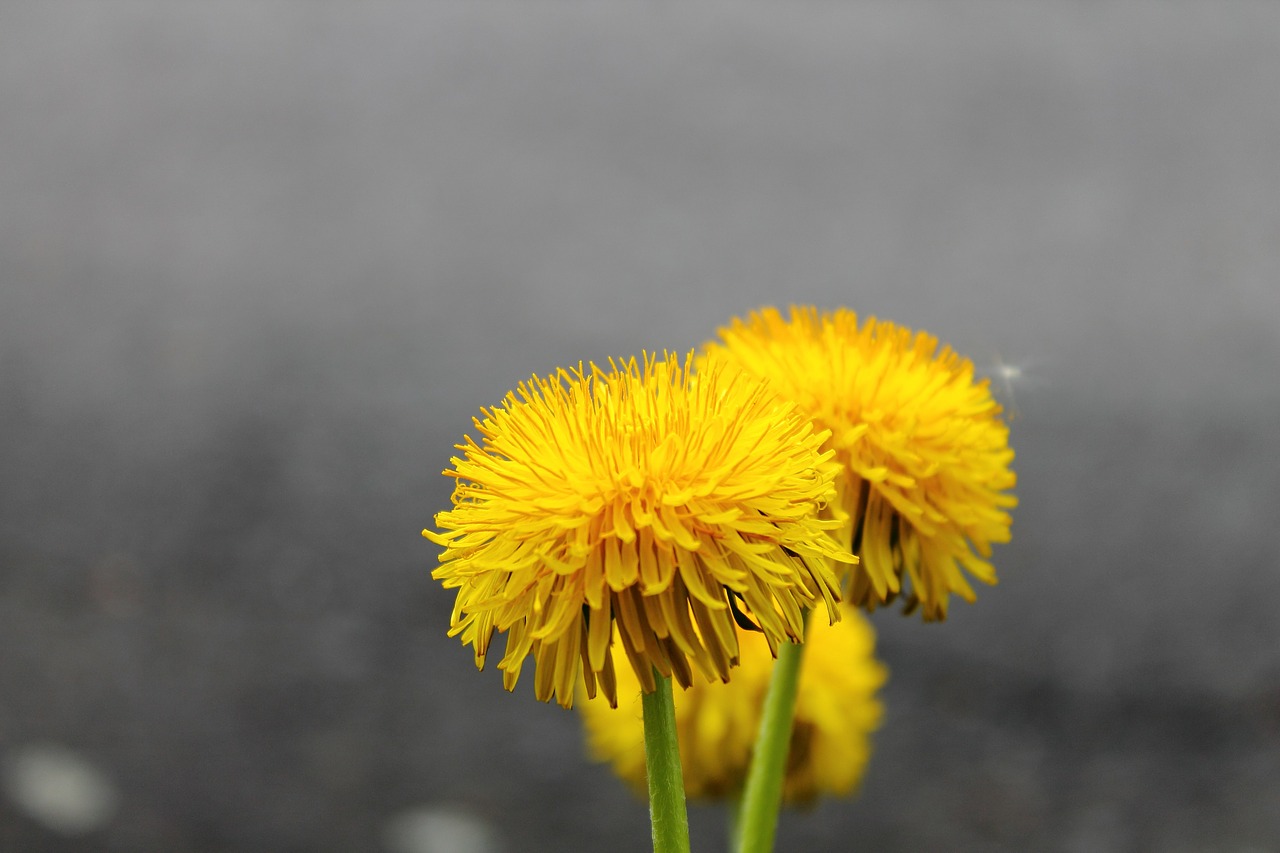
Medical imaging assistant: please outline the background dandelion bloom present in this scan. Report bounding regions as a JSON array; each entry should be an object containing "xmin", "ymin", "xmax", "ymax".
[
  {"xmin": 425, "ymin": 352, "xmax": 852, "ymax": 708},
  {"xmin": 707, "ymin": 307, "xmax": 1016, "ymax": 620},
  {"xmin": 578, "ymin": 603, "xmax": 886, "ymax": 803}
]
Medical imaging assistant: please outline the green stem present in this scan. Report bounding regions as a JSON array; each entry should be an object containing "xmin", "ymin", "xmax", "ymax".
[
  {"xmin": 728, "ymin": 787, "xmax": 744, "ymax": 851},
  {"xmin": 642, "ymin": 669, "xmax": 691, "ymax": 853},
  {"xmin": 734, "ymin": 621, "xmax": 808, "ymax": 853}
]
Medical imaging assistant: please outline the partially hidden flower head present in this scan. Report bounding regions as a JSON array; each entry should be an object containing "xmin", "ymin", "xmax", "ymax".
[
  {"xmin": 425, "ymin": 351, "xmax": 854, "ymax": 708},
  {"xmin": 706, "ymin": 307, "xmax": 1017, "ymax": 620},
  {"xmin": 578, "ymin": 602, "xmax": 887, "ymax": 804}
]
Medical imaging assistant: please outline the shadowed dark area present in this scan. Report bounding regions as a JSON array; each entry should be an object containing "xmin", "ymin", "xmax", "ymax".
[{"xmin": 2, "ymin": 4, "xmax": 1279, "ymax": 851}]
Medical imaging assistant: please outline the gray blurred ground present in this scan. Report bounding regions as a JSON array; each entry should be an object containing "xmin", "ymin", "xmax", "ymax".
[{"xmin": 2, "ymin": 3, "xmax": 1279, "ymax": 851}]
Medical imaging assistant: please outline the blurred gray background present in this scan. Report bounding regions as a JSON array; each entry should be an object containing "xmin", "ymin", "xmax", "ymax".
[{"xmin": 2, "ymin": 3, "xmax": 1278, "ymax": 851}]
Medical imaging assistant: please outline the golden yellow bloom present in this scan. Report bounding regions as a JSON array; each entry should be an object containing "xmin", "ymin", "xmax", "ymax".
[
  {"xmin": 425, "ymin": 352, "xmax": 852, "ymax": 709},
  {"xmin": 707, "ymin": 307, "xmax": 1016, "ymax": 620},
  {"xmin": 578, "ymin": 603, "xmax": 886, "ymax": 804}
]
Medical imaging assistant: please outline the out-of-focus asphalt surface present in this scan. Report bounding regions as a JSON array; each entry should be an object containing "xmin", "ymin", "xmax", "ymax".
[{"xmin": 2, "ymin": 4, "xmax": 1279, "ymax": 851}]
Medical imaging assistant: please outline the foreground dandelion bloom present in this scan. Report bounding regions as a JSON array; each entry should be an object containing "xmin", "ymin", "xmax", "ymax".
[
  {"xmin": 707, "ymin": 307, "xmax": 1017, "ymax": 620},
  {"xmin": 579, "ymin": 603, "xmax": 886, "ymax": 803},
  {"xmin": 424, "ymin": 352, "xmax": 852, "ymax": 708}
]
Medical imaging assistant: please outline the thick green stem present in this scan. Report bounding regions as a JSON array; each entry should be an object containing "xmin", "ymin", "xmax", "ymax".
[
  {"xmin": 734, "ymin": 624, "xmax": 808, "ymax": 853},
  {"xmin": 728, "ymin": 787, "xmax": 744, "ymax": 851},
  {"xmin": 642, "ymin": 670, "xmax": 691, "ymax": 853}
]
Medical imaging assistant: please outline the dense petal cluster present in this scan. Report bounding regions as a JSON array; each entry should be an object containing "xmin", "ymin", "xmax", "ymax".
[
  {"xmin": 425, "ymin": 352, "xmax": 853, "ymax": 708},
  {"xmin": 578, "ymin": 603, "xmax": 886, "ymax": 804},
  {"xmin": 707, "ymin": 307, "xmax": 1017, "ymax": 620}
]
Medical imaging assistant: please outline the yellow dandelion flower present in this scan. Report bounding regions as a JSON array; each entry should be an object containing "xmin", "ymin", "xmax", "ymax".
[
  {"xmin": 706, "ymin": 307, "xmax": 1017, "ymax": 620},
  {"xmin": 578, "ymin": 603, "xmax": 886, "ymax": 804},
  {"xmin": 425, "ymin": 351, "xmax": 853, "ymax": 709}
]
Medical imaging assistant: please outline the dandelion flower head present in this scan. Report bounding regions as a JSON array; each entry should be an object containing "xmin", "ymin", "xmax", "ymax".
[
  {"xmin": 707, "ymin": 307, "xmax": 1017, "ymax": 620},
  {"xmin": 425, "ymin": 351, "xmax": 853, "ymax": 708},
  {"xmin": 578, "ymin": 602, "xmax": 887, "ymax": 804}
]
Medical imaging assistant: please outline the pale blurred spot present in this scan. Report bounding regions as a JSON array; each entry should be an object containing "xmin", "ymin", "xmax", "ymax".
[
  {"xmin": 1, "ymin": 744, "xmax": 120, "ymax": 835},
  {"xmin": 980, "ymin": 353, "xmax": 1046, "ymax": 422},
  {"xmin": 382, "ymin": 806, "xmax": 503, "ymax": 853}
]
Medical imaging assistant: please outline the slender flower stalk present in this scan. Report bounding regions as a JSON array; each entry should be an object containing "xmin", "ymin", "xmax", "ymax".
[
  {"xmin": 734, "ymin": 622, "xmax": 806, "ymax": 853},
  {"xmin": 642, "ymin": 671, "xmax": 691, "ymax": 853}
]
